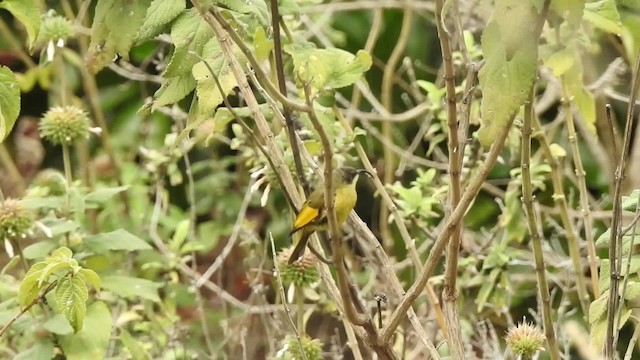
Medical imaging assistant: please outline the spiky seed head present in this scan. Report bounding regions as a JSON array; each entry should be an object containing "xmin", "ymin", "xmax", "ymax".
[
  {"xmin": 280, "ymin": 335, "xmax": 323, "ymax": 360},
  {"xmin": 277, "ymin": 246, "xmax": 319, "ymax": 287},
  {"xmin": 39, "ymin": 106, "xmax": 91, "ymax": 146},
  {"xmin": 0, "ymin": 199, "xmax": 34, "ymax": 241},
  {"xmin": 505, "ymin": 322, "xmax": 545, "ymax": 358},
  {"xmin": 37, "ymin": 14, "xmax": 74, "ymax": 44}
]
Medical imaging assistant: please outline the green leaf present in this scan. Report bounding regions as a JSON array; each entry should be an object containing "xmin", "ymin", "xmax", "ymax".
[
  {"xmin": 622, "ymin": 189, "xmax": 640, "ymax": 211},
  {"xmin": 588, "ymin": 293, "xmax": 608, "ymax": 323},
  {"xmin": 59, "ymin": 301, "xmax": 112, "ymax": 360},
  {"xmin": 84, "ymin": 186, "xmax": 129, "ymax": 205},
  {"xmin": 153, "ymin": 75, "xmax": 196, "ymax": 110},
  {"xmin": 589, "ymin": 316, "xmax": 607, "ymax": 351},
  {"xmin": 0, "ymin": 0, "xmax": 40, "ymax": 49},
  {"xmin": 42, "ymin": 314, "xmax": 74, "ymax": 335},
  {"xmin": 544, "ymin": 47, "xmax": 576, "ymax": 77},
  {"xmin": 253, "ymin": 26, "xmax": 273, "ymax": 62},
  {"xmin": 598, "ymin": 257, "xmax": 640, "ymax": 291},
  {"xmin": 84, "ymin": 229, "xmax": 152, "ymax": 253},
  {"xmin": 584, "ymin": 0, "xmax": 622, "ymax": 34},
  {"xmin": 14, "ymin": 338, "xmax": 55, "ymax": 360},
  {"xmin": 101, "ymin": 275, "xmax": 162, "ymax": 302},
  {"xmin": 624, "ymin": 281, "xmax": 640, "ymax": 301},
  {"xmin": 477, "ymin": 0, "xmax": 538, "ymax": 147},
  {"xmin": 23, "ymin": 240, "xmax": 58, "ymax": 260},
  {"xmin": 86, "ymin": 0, "xmax": 151, "ymax": 73},
  {"xmin": 550, "ymin": 0, "xmax": 585, "ymax": 27},
  {"xmin": 78, "ymin": 268, "xmax": 101, "ymax": 291},
  {"xmin": 172, "ymin": 219, "xmax": 190, "ymax": 251},
  {"xmin": 0, "ymin": 66, "xmax": 21, "ymax": 143},
  {"xmin": 285, "ymin": 43, "xmax": 372, "ymax": 93},
  {"xmin": 135, "ymin": 0, "xmax": 185, "ymax": 43},
  {"xmin": 216, "ymin": 0, "xmax": 269, "ymax": 25},
  {"xmin": 50, "ymin": 247, "xmax": 73, "ymax": 261},
  {"xmin": 18, "ymin": 262, "xmax": 47, "ymax": 307},
  {"xmin": 119, "ymin": 328, "xmax": 152, "ymax": 360},
  {"xmin": 192, "ymin": 58, "xmax": 237, "ymax": 118},
  {"xmin": 55, "ymin": 276, "xmax": 89, "ymax": 333}
]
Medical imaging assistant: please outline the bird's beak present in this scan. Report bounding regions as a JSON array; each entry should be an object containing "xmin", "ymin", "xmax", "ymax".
[{"xmin": 357, "ymin": 169, "xmax": 373, "ymax": 178}]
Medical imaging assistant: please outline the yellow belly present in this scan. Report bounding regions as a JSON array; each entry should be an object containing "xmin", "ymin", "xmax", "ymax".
[{"xmin": 335, "ymin": 183, "xmax": 358, "ymax": 225}]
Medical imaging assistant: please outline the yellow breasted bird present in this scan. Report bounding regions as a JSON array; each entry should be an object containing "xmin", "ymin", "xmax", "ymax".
[{"xmin": 288, "ymin": 166, "xmax": 371, "ymax": 264}]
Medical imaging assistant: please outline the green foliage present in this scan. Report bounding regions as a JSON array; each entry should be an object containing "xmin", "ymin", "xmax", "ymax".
[
  {"xmin": 477, "ymin": 0, "xmax": 538, "ymax": 147},
  {"xmin": 86, "ymin": 0, "xmax": 150, "ymax": 73},
  {"xmin": 0, "ymin": 0, "xmax": 638, "ymax": 358},
  {"xmin": 0, "ymin": 66, "xmax": 21, "ymax": 143},
  {"xmin": 135, "ymin": 0, "xmax": 186, "ymax": 43},
  {"xmin": 18, "ymin": 247, "xmax": 100, "ymax": 333},
  {"xmin": 0, "ymin": 0, "xmax": 40, "ymax": 49},
  {"xmin": 285, "ymin": 43, "xmax": 372, "ymax": 94}
]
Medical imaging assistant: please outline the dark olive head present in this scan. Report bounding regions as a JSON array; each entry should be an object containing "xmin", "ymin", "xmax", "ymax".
[{"xmin": 334, "ymin": 166, "xmax": 372, "ymax": 185}]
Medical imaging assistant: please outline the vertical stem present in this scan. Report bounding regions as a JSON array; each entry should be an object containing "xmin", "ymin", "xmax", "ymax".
[
  {"xmin": 606, "ymin": 51, "xmax": 640, "ymax": 358},
  {"xmin": 521, "ymin": 88, "xmax": 561, "ymax": 360},
  {"xmin": 62, "ymin": 144, "xmax": 73, "ymax": 247},
  {"xmin": 560, "ymin": 77, "xmax": 599, "ymax": 298},
  {"xmin": 435, "ymin": 0, "xmax": 464, "ymax": 356},
  {"xmin": 532, "ymin": 115, "xmax": 590, "ymax": 315},
  {"xmin": 268, "ymin": 0, "xmax": 309, "ymax": 195},
  {"xmin": 380, "ymin": 9, "xmax": 413, "ymax": 249},
  {"xmin": 296, "ymin": 286, "xmax": 305, "ymax": 337}
]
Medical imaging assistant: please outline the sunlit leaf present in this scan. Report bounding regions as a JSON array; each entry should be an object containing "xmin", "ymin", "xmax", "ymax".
[
  {"xmin": 0, "ymin": 0, "xmax": 40, "ymax": 49},
  {"xmin": 86, "ymin": 0, "xmax": 150, "ymax": 73},
  {"xmin": 55, "ymin": 276, "xmax": 89, "ymax": 333},
  {"xmin": 0, "ymin": 66, "xmax": 21, "ymax": 143}
]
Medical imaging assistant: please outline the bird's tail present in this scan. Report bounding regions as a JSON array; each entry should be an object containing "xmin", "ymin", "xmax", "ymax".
[{"xmin": 288, "ymin": 231, "xmax": 311, "ymax": 264}]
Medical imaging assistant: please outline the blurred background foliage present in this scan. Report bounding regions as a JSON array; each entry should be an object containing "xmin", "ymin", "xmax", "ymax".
[{"xmin": 0, "ymin": 0, "xmax": 639, "ymax": 359}]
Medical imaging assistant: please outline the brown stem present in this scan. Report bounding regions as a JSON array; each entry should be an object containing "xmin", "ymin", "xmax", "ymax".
[
  {"xmin": 380, "ymin": 114, "xmax": 516, "ymax": 345},
  {"xmin": 605, "ymin": 50, "xmax": 640, "ymax": 358},
  {"xmin": 522, "ymin": 87, "xmax": 561, "ymax": 360},
  {"xmin": 269, "ymin": 0, "xmax": 309, "ymax": 195}
]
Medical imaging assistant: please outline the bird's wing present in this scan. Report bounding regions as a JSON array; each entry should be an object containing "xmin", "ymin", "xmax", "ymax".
[{"xmin": 290, "ymin": 204, "xmax": 322, "ymax": 234}]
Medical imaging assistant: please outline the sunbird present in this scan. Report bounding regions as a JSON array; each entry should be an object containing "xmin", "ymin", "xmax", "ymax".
[{"xmin": 288, "ymin": 166, "xmax": 372, "ymax": 264}]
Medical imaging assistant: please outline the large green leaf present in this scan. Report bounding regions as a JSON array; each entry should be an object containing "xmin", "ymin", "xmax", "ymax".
[
  {"xmin": 285, "ymin": 43, "xmax": 372, "ymax": 93},
  {"xmin": 86, "ymin": 0, "xmax": 151, "ymax": 73},
  {"xmin": 0, "ymin": 0, "xmax": 40, "ymax": 49},
  {"xmin": 477, "ymin": 0, "xmax": 538, "ymax": 147},
  {"xmin": 55, "ymin": 276, "xmax": 89, "ymax": 333},
  {"xmin": 584, "ymin": 0, "xmax": 622, "ymax": 34},
  {"xmin": 59, "ymin": 301, "xmax": 112, "ymax": 360},
  {"xmin": 0, "ymin": 66, "xmax": 21, "ymax": 143},
  {"xmin": 152, "ymin": 9, "xmax": 213, "ymax": 110},
  {"xmin": 83, "ymin": 229, "xmax": 152, "ymax": 253},
  {"xmin": 101, "ymin": 275, "xmax": 161, "ymax": 302},
  {"xmin": 135, "ymin": 0, "xmax": 185, "ymax": 43}
]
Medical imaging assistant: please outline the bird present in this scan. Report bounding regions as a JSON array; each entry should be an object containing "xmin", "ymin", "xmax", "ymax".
[{"xmin": 288, "ymin": 166, "xmax": 371, "ymax": 264}]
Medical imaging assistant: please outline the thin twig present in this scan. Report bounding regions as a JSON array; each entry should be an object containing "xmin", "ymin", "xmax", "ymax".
[
  {"xmin": 269, "ymin": 0, "xmax": 309, "ymax": 195},
  {"xmin": 379, "ymin": 8, "xmax": 413, "ymax": 249},
  {"xmin": 380, "ymin": 113, "xmax": 517, "ymax": 345},
  {"xmin": 0, "ymin": 280, "xmax": 57, "ymax": 337},
  {"xmin": 605, "ymin": 50, "xmax": 640, "ymax": 358},
  {"xmin": 268, "ymin": 233, "xmax": 309, "ymax": 360},
  {"xmin": 435, "ymin": 0, "xmax": 464, "ymax": 356},
  {"xmin": 522, "ymin": 87, "xmax": 561, "ymax": 360}
]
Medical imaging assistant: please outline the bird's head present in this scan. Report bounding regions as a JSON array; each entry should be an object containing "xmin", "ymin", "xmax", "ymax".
[{"xmin": 334, "ymin": 166, "xmax": 372, "ymax": 186}]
